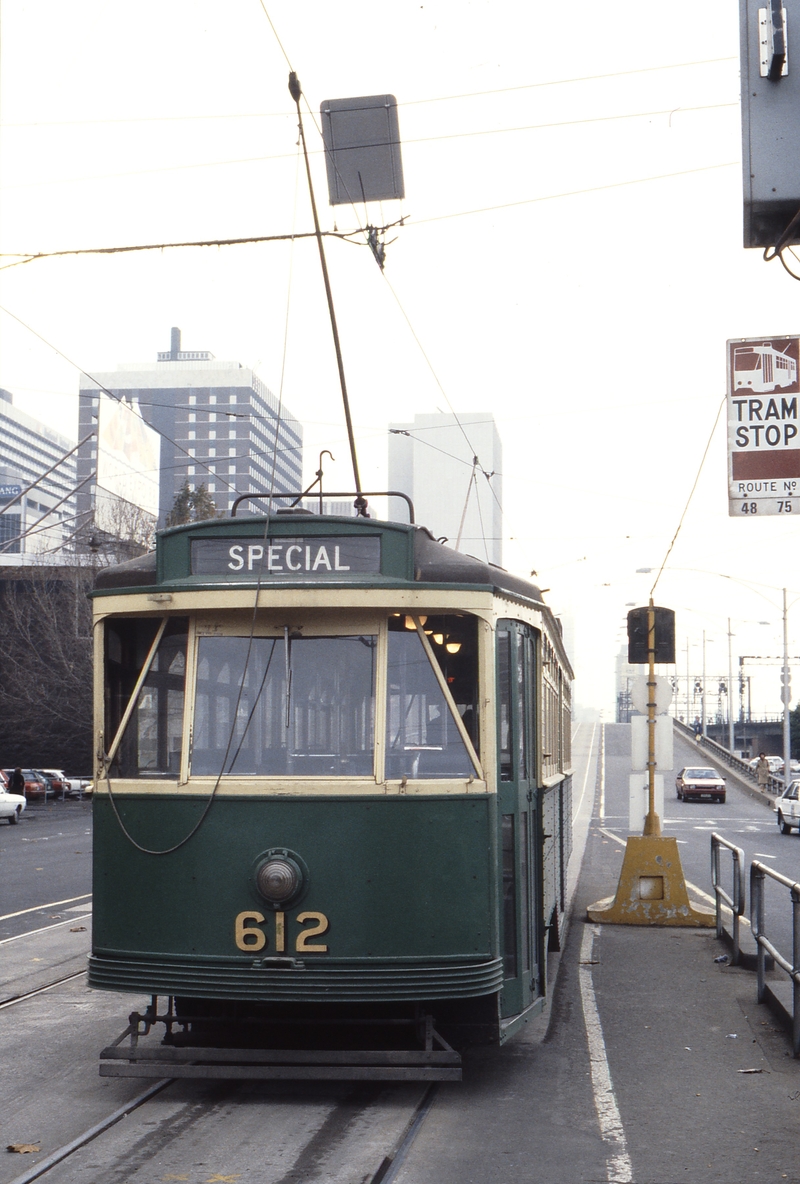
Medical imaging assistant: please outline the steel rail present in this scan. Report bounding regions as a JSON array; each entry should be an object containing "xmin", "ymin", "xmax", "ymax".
[
  {"xmin": 5, "ymin": 1071, "xmax": 435, "ymax": 1184},
  {"xmin": 6, "ymin": 1079, "xmax": 173, "ymax": 1184},
  {"xmin": 370, "ymin": 1084, "xmax": 439, "ymax": 1183},
  {"xmin": 0, "ymin": 969, "xmax": 87, "ymax": 1011}
]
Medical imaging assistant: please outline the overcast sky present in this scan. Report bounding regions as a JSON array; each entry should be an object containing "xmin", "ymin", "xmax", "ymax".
[{"xmin": 1, "ymin": 0, "xmax": 799, "ymax": 718}]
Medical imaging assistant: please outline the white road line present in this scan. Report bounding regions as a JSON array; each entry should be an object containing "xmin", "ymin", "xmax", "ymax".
[
  {"xmin": 599, "ymin": 724, "xmax": 606, "ymax": 825},
  {"xmin": 579, "ymin": 925, "xmax": 633, "ymax": 1183},
  {"xmin": 0, "ymin": 916, "xmax": 91, "ymax": 945},
  {"xmin": 573, "ymin": 722, "xmax": 597, "ymax": 821},
  {"xmin": 0, "ymin": 893, "xmax": 91, "ymax": 922}
]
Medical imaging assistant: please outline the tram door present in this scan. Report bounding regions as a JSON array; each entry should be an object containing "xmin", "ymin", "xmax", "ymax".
[{"xmin": 496, "ymin": 621, "xmax": 542, "ymax": 1018}]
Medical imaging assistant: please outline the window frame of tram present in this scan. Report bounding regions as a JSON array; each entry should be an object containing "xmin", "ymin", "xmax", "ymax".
[
  {"xmin": 104, "ymin": 617, "xmax": 189, "ymax": 778},
  {"xmin": 497, "ymin": 621, "xmax": 540, "ymax": 1013},
  {"xmin": 103, "ymin": 613, "xmax": 481, "ymax": 785}
]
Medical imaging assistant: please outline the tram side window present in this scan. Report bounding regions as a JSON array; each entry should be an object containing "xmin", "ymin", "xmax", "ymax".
[
  {"xmin": 497, "ymin": 630, "xmax": 513, "ymax": 782},
  {"xmin": 385, "ymin": 615, "xmax": 478, "ymax": 780},
  {"xmin": 501, "ymin": 814, "xmax": 518, "ymax": 978},
  {"xmin": 191, "ymin": 634, "xmax": 376, "ymax": 778},
  {"xmin": 106, "ymin": 618, "xmax": 188, "ymax": 778}
]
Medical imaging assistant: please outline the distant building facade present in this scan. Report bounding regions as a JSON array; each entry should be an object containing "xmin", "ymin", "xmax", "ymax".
[
  {"xmin": 76, "ymin": 328, "xmax": 303, "ymax": 534},
  {"xmin": 388, "ymin": 412, "xmax": 503, "ymax": 566},
  {"xmin": 0, "ymin": 389, "xmax": 77, "ymax": 562}
]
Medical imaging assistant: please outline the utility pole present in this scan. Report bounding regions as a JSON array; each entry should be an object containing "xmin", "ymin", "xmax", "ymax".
[
  {"xmin": 728, "ymin": 618, "xmax": 735, "ymax": 752},
  {"xmin": 783, "ymin": 588, "xmax": 792, "ymax": 782}
]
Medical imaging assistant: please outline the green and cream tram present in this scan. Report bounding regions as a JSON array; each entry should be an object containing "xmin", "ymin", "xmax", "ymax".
[{"xmin": 90, "ymin": 503, "xmax": 573, "ymax": 1080}]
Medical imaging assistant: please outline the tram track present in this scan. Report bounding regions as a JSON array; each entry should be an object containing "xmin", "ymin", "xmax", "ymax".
[
  {"xmin": 0, "ymin": 969, "xmax": 87, "ymax": 1012},
  {"xmin": 4, "ymin": 1072, "xmax": 439, "ymax": 1184}
]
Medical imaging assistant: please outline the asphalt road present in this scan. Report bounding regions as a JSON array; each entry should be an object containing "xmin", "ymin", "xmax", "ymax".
[
  {"xmin": 3, "ymin": 723, "xmax": 799, "ymax": 1184},
  {"xmin": 0, "ymin": 798, "xmax": 93, "ymax": 939},
  {"xmin": 599, "ymin": 723, "xmax": 800, "ymax": 949}
]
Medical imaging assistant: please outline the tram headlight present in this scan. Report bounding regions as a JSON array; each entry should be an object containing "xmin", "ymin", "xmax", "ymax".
[{"xmin": 256, "ymin": 857, "xmax": 301, "ymax": 903}]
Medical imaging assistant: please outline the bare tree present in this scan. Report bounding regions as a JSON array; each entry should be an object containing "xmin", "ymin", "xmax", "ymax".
[{"xmin": 0, "ymin": 566, "xmax": 94, "ymax": 772}]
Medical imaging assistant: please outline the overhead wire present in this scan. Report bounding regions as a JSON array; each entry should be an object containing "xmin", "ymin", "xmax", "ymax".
[
  {"xmin": 0, "ymin": 55, "xmax": 738, "ymax": 129},
  {"xmin": 0, "ymin": 101, "xmax": 738, "ymax": 200},
  {"xmin": 0, "ymin": 473, "xmax": 95, "ymax": 553},
  {"xmin": 0, "ymin": 161, "xmax": 739, "ymax": 275},
  {"xmin": 0, "ymin": 302, "xmax": 243, "ymax": 500},
  {"xmin": 378, "ymin": 268, "xmax": 502, "ymax": 561},
  {"xmin": 649, "ymin": 395, "xmax": 726, "ymax": 599},
  {"xmin": 0, "ymin": 432, "xmax": 92, "ymax": 515}
]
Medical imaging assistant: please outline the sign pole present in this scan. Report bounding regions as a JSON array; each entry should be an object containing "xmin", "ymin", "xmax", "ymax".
[
  {"xmin": 643, "ymin": 598, "xmax": 661, "ymax": 837},
  {"xmin": 588, "ymin": 600, "xmax": 713, "ymax": 927}
]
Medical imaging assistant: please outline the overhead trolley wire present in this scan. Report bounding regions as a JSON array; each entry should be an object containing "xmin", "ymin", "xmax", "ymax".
[
  {"xmin": 0, "ymin": 302, "xmax": 283, "ymax": 504},
  {"xmin": 0, "ymin": 160, "xmax": 739, "ymax": 274},
  {"xmin": 649, "ymin": 395, "xmax": 726, "ymax": 600},
  {"xmin": 0, "ymin": 54, "xmax": 738, "ymax": 130},
  {"xmin": 0, "ymin": 101, "xmax": 738, "ymax": 200}
]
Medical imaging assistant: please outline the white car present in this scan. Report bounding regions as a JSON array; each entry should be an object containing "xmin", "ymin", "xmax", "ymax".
[
  {"xmin": 0, "ymin": 786, "xmax": 26, "ymax": 824},
  {"xmin": 775, "ymin": 780, "xmax": 800, "ymax": 834},
  {"xmin": 748, "ymin": 755, "xmax": 784, "ymax": 773}
]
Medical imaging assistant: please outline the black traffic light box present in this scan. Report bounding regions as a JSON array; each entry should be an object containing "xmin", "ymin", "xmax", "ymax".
[{"xmin": 627, "ymin": 606, "xmax": 676, "ymax": 665}]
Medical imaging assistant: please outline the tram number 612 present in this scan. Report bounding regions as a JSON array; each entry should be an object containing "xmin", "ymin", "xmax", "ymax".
[{"xmin": 234, "ymin": 909, "xmax": 329, "ymax": 953}]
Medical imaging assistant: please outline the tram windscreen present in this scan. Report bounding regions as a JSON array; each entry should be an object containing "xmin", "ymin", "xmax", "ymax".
[
  {"xmin": 733, "ymin": 348, "xmax": 760, "ymax": 370},
  {"xmin": 385, "ymin": 615, "xmax": 478, "ymax": 779},
  {"xmin": 106, "ymin": 618, "xmax": 188, "ymax": 778},
  {"xmin": 191, "ymin": 634, "xmax": 376, "ymax": 777}
]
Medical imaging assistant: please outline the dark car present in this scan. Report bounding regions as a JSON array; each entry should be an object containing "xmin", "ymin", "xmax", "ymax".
[{"xmin": 676, "ymin": 766, "xmax": 726, "ymax": 803}]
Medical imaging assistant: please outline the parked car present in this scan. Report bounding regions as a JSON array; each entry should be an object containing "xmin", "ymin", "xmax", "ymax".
[
  {"xmin": 775, "ymin": 780, "xmax": 800, "ymax": 833},
  {"xmin": 771, "ymin": 759, "xmax": 800, "ymax": 777},
  {"xmin": 0, "ymin": 783, "xmax": 26, "ymax": 824},
  {"xmin": 37, "ymin": 769, "xmax": 69, "ymax": 799},
  {"xmin": 747, "ymin": 755, "xmax": 784, "ymax": 773},
  {"xmin": 1, "ymin": 769, "xmax": 51, "ymax": 800},
  {"xmin": 64, "ymin": 776, "xmax": 92, "ymax": 798},
  {"xmin": 676, "ymin": 766, "xmax": 727, "ymax": 803}
]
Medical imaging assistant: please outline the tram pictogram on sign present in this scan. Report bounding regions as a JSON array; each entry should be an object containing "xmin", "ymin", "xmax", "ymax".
[{"xmin": 727, "ymin": 335, "xmax": 800, "ymax": 517}]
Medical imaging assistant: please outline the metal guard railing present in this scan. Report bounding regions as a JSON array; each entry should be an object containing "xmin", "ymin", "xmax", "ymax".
[
  {"xmin": 750, "ymin": 860, "xmax": 800, "ymax": 1057},
  {"xmin": 710, "ymin": 833, "xmax": 746, "ymax": 965},
  {"xmin": 673, "ymin": 718, "xmax": 785, "ymax": 794}
]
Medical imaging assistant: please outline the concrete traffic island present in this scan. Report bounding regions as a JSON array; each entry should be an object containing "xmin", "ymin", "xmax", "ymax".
[{"xmin": 588, "ymin": 835, "xmax": 715, "ymax": 926}]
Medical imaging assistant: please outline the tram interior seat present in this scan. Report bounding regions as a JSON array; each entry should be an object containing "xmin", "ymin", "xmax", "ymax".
[
  {"xmin": 385, "ymin": 748, "xmax": 473, "ymax": 780},
  {"xmin": 190, "ymin": 749, "xmax": 373, "ymax": 778}
]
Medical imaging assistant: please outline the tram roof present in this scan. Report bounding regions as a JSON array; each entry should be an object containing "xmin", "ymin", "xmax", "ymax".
[{"xmin": 93, "ymin": 512, "xmax": 547, "ymax": 608}]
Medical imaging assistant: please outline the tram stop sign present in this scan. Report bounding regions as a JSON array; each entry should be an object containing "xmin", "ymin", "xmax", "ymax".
[{"xmin": 627, "ymin": 606, "xmax": 676, "ymax": 665}]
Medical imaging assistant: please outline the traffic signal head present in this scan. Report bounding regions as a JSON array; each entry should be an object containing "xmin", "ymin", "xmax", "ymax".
[{"xmin": 627, "ymin": 606, "xmax": 676, "ymax": 664}]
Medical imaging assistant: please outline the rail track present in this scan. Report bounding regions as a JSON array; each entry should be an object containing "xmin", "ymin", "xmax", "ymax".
[
  {"xmin": 0, "ymin": 970, "xmax": 87, "ymax": 1012},
  {"xmin": 4, "ymin": 1067, "xmax": 437, "ymax": 1184},
  {"xmin": 1, "ymin": 946, "xmax": 438, "ymax": 1184}
]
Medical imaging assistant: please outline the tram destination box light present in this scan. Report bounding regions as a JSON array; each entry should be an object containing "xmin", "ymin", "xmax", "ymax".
[{"xmin": 627, "ymin": 606, "xmax": 676, "ymax": 665}]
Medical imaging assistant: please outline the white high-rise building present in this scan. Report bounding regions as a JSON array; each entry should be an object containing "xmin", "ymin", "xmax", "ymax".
[
  {"xmin": 388, "ymin": 412, "xmax": 503, "ymax": 566},
  {"xmin": 76, "ymin": 328, "xmax": 303, "ymax": 534},
  {"xmin": 0, "ymin": 389, "xmax": 77, "ymax": 562}
]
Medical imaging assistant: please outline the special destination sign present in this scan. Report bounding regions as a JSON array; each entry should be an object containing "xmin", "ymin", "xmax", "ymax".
[
  {"xmin": 727, "ymin": 335, "xmax": 800, "ymax": 517},
  {"xmin": 190, "ymin": 535, "xmax": 382, "ymax": 578}
]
